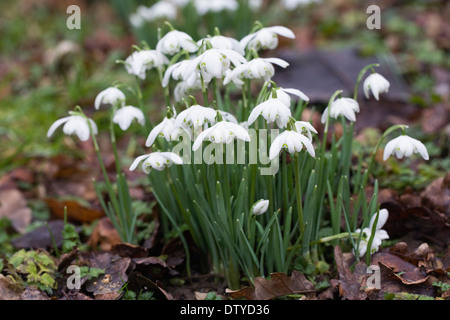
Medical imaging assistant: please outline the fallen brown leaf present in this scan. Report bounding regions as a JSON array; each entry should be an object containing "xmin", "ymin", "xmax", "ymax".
[
  {"xmin": 334, "ymin": 246, "xmax": 367, "ymax": 300},
  {"xmin": 87, "ymin": 217, "xmax": 122, "ymax": 251},
  {"xmin": 84, "ymin": 252, "xmax": 131, "ymax": 299},
  {"xmin": 0, "ymin": 188, "xmax": 32, "ymax": 233},
  {"xmin": 11, "ymin": 220, "xmax": 65, "ymax": 250},
  {"xmin": 226, "ymin": 270, "xmax": 316, "ymax": 300},
  {"xmin": 372, "ymin": 251, "xmax": 429, "ymax": 285},
  {"xmin": 45, "ymin": 198, "xmax": 104, "ymax": 224},
  {"xmin": 421, "ymin": 172, "xmax": 450, "ymax": 215},
  {"xmin": 0, "ymin": 274, "xmax": 21, "ymax": 300},
  {"xmin": 131, "ymin": 256, "xmax": 177, "ymax": 279}
]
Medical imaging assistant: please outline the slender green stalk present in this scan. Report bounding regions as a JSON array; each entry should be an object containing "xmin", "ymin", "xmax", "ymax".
[{"xmin": 293, "ymin": 153, "xmax": 304, "ymax": 236}]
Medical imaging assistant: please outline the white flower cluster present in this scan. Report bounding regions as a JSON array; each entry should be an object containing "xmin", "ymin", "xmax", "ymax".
[
  {"xmin": 47, "ymin": 87, "xmax": 145, "ymax": 142},
  {"xmin": 125, "ymin": 24, "xmax": 319, "ymax": 172},
  {"xmin": 129, "ymin": 0, "xmax": 263, "ymax": 28}
]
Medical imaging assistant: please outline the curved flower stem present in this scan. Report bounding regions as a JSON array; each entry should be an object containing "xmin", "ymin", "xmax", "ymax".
[
  {"xmin": 309, "ymin": 232, "xmax": 360, "ymax": 245},
  {"xmin": 353, "ymin": 63, "xmax": 379, "ymax": 100}
]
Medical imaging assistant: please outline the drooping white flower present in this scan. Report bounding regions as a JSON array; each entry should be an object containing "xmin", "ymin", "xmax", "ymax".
[
  {"xmin": 276, "ymin": 87, "xmax": 309, "ymax": 107},
  {"xmin": 162, "ymin": 59, "xmax": 197, "ymax": 87},
  {"xmin": 354, "ymin": 209, "xmax": 389, "ymax": 257},
  {"xmin": 218, "ymin": 111, "xmax": 238, "ymax": 124},
  {"xmin": 247, "ymin": 97, "xmax": 292, "ymax": 128},
  {"xmin": 169, "ymin": 0, "xmax": 190, "ymax": 7},
  {"xmin": 129, "ymin": 152, "xmax": 183, "ymax": 174},
  {"xmin": 282, "ymin": 0, "xmax": 320, "ymax": 11},
  {"xmin": 112, "ymin": 106, "xmax": 145, "ymax": 131},
  {"xmin": 294, "ymin": 121, "xmax": 317, "ymax": 141},
  {"xmin": 240, "ymin": 26, "xmax": 295, "ymax": 51},
  {"xmin": 181, "ymin": 48, "xmax": 246, "ymax": 84},
  {"xmin": 95, "ymin": 87, "xmax": 126, "ymax": 110},
  {"xmin": 383, "ymin": 135, "xmax": 429, "ymax": 161},
  {"xmin": 248, "ymin": 0, "xmax": 263, "ymax": 11},
  {"xmin": 363, "ymin": 73, "xmax": 390, "ymax": 101},
  {"xmin": 193, "ymin": 0, "xmax": 238, "ymax": 15},
  {"xmin": 47, "ymin": 114, "xmax": 97, "ymax": 142},
  {"xmin": 321, "ymin": 97, "xmax": 360, "ymax": 123},
  {"xmin": 197, "ymin": 35, "xmax": 245, "ymax": 55},
  {"xmin": 269, "ymin": 129, "xmax": 315, "ymax": 160},
  {"xmin": 156, "ymin": 30, "xmax": 198, "ymax": 56},
  {"xmin": 175, "ymin": 104, "xmax": 217, "ymax": 129},
  {"xmin": 223, "ymin": 57, "xmax": 289, "ymax": 85},
  {"xmin": 129, "ymin": 2, "xmax": 177, "ymax": 27},
  {"xmin": 129, "ymin": 12, "xmax": 145, "ymax": 28},
  {"xmin": 252, "ymin": 199, "xmax": 270, "ymax": 215},
  {"xmin": 146, "ymin": 113, "xmax": 191, "ymax": 147},
  {"xmin": 192, "ymin": 120, "xmax": 250, "ymax": 151},
  {"xmin": 173, "ymin": 77, "xmax": 203, "ymax": 101},
  {"xmin": 124, "ymin": 50, "xmax": 169, "ymax": 79}
]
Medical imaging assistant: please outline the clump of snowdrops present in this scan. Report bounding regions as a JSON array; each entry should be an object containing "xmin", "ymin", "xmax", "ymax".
[{"xmin": 47, "ymin": 21, "xmax": 429, "ymax": 289}]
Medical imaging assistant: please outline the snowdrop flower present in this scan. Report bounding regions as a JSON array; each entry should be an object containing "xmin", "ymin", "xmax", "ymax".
[
  {"xmin": 112, "ymin": 106, "xmax": 145, "ymax": 131},
  {"xmin": 181, "ymin": 48, "xmax": 246, "ymax": 84},
  {"xmin": 129, "ymin": 12, "xmax": 145, "ymax": 28},
  {"xmin": 162, "ymin": 59, "xmax": 197, "ymax": 87},
  {"xmin": 95, "ymin": 87, "xmax": 126, "ymax": 110},
  {"xmin": 252, "ymin": 199, "xmax": 270, "ymax": 216},
  {"xmin": 175, "ymin": 104, "xmax": 217, "ymax": 129},
  {"xmin": 364, "ymin": 73, "xmax": 390, "ymax": 101},
  {"xmin": 219, "ymin": 111, "xmax": 238, "ymax": 124},
  {"xmin": 124, "ymin": 50, "xmax": 169, "ymax": 79},
  {"xmin": 282, "ymin": 0, "xmax": 320, "ymax": 11},
  {"xmin": 269, "ymin": 129, "xmax": 315, "ymax": 160},
  {"xmin": 276, "ymin": 87, "xmax": 309, "ymax": 107},
  {"xmin": 173, "ymin": 77, "xmax": 203, "ymax": 102},
  {"xmin": 197, "ymin": 35, "xmax": 245, "ymax": 55},
  {"xmin": 248, "ymin": 0, "xmax": 263, "ymax": 11},
  {"xmin": 192, "ymin": 119, "xmax": 250, "ymax": 151},
  {"xmin": 247, "ymin": 97, "xmax": 292, "ymax": 128},
  {"xmin": 223, "ymin": 57, "xmax": 289, "ymax": 85},
  {"xmin": 193, "ymin": 0, "xmax": 238, "ymax": 15},
  {"xmin": 383, "ymin": 135, "xmax": 429, "ymax": 161},
  {"xmin": 129, "ymin": 3, "xmax": 177, "ymax": 27},
  {"xmin": 47, "ymin": 114, "xmax": 97, "ymax": 142},
  {"xmin": 146, "ymin": 110, "xmax": 191, "ymax": 146},
  {"xmin": 240, "ymin": 26, "xmax": 295, "ymax": 51},
  {"xmin": 294, "ymin": 121, "xmax": 317, "ymax": 141},
  {"xmin": 169, "ymin": 0, "xmax": 190, "ymax": 7},
  {"xmin": 143, "ymin": 2, "xmax": 178, "ymax": 21},
  {"xmin": 321, "ymin": 97, "xmax": 360, "ymax": 123},
  {"xmin": 156, "ymin": 30, "xmax": 198, "ymax": 56},
  {"xmin": 354, "ymin": 209, "xmax": 389, "ymax": 257},
  {"xmin": 130, "ymin": 152, "xmax": 183, "ymax": 174}
]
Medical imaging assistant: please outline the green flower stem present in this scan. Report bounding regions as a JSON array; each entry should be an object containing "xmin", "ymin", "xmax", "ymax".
[
  {"xmin": 200, "ymin": 74, "xmax": 209, "ymax": 106},
  {"xmin": 353, "ymin": 63, "xmax": 379, "ymax": 100},
  {"xmin": 212, "ymin": 78, "xmax": 223, "ymax": 110},
  {"xmin": 310, "ymin": 232, "xmax": 360, "ymax": 245},
  {"xmin": 157, "ymin": 67, "xmax": 171, "ymax": 107},
  {"xmin": 109, "ymin": 106, "xmax": 121, "ymax": 175},
  {"xmin": 293, "ymin": 153, "xmax": 304, "ymax": 236},
  {"xmin": 87, "ymin": 116, "xmax": 122, "ymax": 228}
]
